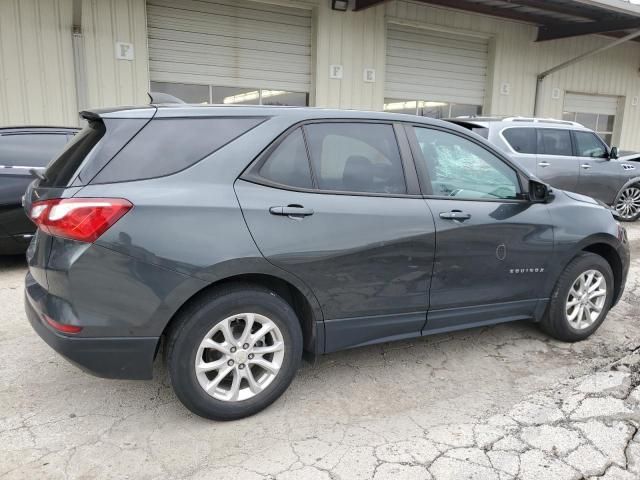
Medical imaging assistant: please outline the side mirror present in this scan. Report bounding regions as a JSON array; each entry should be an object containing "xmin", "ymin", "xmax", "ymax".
[
  {"xmin": 609, "ymin": 146, "xmax": 618, "ymax": 159},
  {"xmin": 529, "ymin": 180, "xmax": 553, "ymax": 203}
]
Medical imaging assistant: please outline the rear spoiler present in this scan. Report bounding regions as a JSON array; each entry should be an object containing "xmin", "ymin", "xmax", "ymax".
[{"xmin": 80, "ymin": 106, "xmax": 157, "ymax": 121}]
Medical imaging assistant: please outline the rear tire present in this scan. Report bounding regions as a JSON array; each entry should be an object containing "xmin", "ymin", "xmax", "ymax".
[
  {"xmin": 540, "ymin": 253, "xmax": 614, "ymax": 342},
  {"xmin": 166, "ymin": 284, "xmax": 303, "ymax": 420}
]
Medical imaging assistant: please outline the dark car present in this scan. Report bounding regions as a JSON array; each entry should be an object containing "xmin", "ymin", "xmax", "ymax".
[
  {"xmin": 24, "ymin": 105, "xmax": 629, "ymax": 420},
  {"xmin": 0, "ymin": 127, "xmax": 78, "ymax": 254}
]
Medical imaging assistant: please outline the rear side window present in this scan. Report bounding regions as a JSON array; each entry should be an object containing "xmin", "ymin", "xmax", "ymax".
[
  {"xmin": 42, "ymin": 122, "xmax": 105, "ymax": 186},
  {"xmin": 538, "ymin": 129, "xmax": 572, "ymax": 156},
  {"xmin": 304, "ymin": 123, "xmax": 406, "ymax": 194},
  {"xmin": 574, "ymin": 131, "xmax": 607, "ymax": 158},
  {"xmin": 502, "ymin": 128, "xmax": 536, "ymax": 154},
  {"xmin": 92, "ymin": 117, "xmax": 264, "ymax": 184},
  {"xmin": 258, "ymin": 128, "xmax": 312, "ymax": 189},
  {"xmin": 0, "ymin": 133, "xmax": 69, "ymax": 168}
]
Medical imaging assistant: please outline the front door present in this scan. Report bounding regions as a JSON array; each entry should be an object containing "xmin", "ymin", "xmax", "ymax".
[
  {"xmin": 573, "ymin": 130, "xmax": 625, "ymax": 205},
  {"xmin": 236, "ymin": 122, "xmax": 436, "ymax": 352},
  {"xmin": 408, "ymin": 125, "xmax": 554, "ymax": 334},
  {"xmin": 535, "ymin": 128, "xmax": 580, "ymax": 193}
]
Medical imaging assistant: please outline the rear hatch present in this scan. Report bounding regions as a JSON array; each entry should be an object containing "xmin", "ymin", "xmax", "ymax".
[{"xmin": 25, "ymin": 107, "xmax": 156, "ymax": 286}]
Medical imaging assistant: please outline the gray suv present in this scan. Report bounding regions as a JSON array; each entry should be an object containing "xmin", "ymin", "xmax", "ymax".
[
  {"xmin": 24, "ymin": 105, "xmax": 629, "ymax": 420},
  {"xmin": 447, "ymin": 117, "xmax": 640, "ymax": 221}
]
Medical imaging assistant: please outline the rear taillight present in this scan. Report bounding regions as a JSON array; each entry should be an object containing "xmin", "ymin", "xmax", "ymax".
[
  {"xmin": 43, "ymin": 315, "xmax": 83, "ymax": 334},
  {"xmin": 30, "ymin": 198, "xmax": 133, "ymax": 242}
]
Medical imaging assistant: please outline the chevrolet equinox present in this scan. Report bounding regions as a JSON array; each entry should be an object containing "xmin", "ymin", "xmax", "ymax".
[{"xmin": 24, "ymin": 105, "xmax": 630, "ymax": 420}]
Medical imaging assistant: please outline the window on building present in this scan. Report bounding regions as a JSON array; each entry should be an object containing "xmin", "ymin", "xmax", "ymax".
[
  {"xmin": 383, "ymin": 99, "xmax": 482, "ymax": 119},
  {"xmin": 150, "ymin": 82, "xmax": 309, "ymax": 106},
  {"xmin": 537, "ymin": 129, "xmax": 573, "ymax": 156},
  {"xmin": 413, "ymin": 127, "xmax": 520, "ymax": 200},
  {"xmin": 562, "ymin": 111, "xmax": 615, "ymax": 146},
  {"xmin": 304, "ymin": 123, "xmax": 406, "ymax": 194}
]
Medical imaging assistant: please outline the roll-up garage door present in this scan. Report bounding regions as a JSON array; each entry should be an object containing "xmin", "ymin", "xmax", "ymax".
[
  {"xmin": 385, "ymin": 24, "xmax": 488, "ymax": 105},
  {"xmin": 146, "ymin": 0, "xmax": 312, "ymax": 93},
  {"xmin": 563, "ymin": 93, "xmax": 619, "ymax": 115}
]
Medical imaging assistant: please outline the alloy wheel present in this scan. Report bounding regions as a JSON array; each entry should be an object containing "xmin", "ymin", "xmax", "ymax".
[
  {"xmin": 615, "ymin": 186, "xmax": 640, "ymax": 220},
  {"xmin": 194, "ymin": 313, "xmax": 285, "ymax": 402},
  {"xmin": 565, "ymin": 269, "xmax": 607, "ymax": 330}
]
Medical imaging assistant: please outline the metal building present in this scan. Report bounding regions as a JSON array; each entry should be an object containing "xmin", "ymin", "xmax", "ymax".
[{"xmin": 2, "ymin": 0, "xmax": 640, "ymax": 149}]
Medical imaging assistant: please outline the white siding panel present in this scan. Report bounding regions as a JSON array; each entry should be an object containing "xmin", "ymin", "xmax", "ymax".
[
  {"xmin": 385, "ymin": 24, "xmax": 488, "ymax": 105},
  {"xmin": 0, "ymin": 0, "xmax": 77, "ymax": 126},
  {"xmin": 564, "ymin": 93, "xmax": 620, "ymax": 115},
  {"xmin": 147, "ymin": 0, "xmax": 312, "ymax": 92}
]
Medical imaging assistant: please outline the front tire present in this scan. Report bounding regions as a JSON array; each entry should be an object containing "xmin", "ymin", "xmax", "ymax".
[
  {"xmin": 166, "ymin": 284, "xmax": 303, "ymax": 420},
  {"xmin": 615, "ymin": 184, "xmax": 640, "ymax": 222},
  {"xmin": 540, "ymin": 253, "xmax": 614, "ymax": 342}
]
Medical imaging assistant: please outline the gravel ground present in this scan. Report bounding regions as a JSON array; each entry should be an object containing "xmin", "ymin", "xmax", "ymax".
[{"xmin": 1, "ymin": 223, "xmax": 639, "ymax": 480}]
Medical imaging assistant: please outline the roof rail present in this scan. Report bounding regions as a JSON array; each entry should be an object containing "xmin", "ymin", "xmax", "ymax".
[
  {"xmin": 502, "ymin": 116, "xmax": 583, "ymax": 127},
  {"xmin": 147, "ymin": 92, "xmax": 185, "ymax": 104}
]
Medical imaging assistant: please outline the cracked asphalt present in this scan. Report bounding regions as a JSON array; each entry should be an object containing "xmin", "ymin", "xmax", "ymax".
[{"xmin": 1, "ymin": 224, "xmax": 640, "ymax": 480}]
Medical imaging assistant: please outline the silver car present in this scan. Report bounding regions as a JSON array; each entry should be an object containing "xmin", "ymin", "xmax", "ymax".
[{"xmin": 447, "ymin": 117, "xmax": 640, "ymax": 221}]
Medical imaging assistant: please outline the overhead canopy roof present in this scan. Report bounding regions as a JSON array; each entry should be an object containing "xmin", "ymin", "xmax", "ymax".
[{"xmin": 354, "ymin": 0, "xmax": 640, "ymax": 42}]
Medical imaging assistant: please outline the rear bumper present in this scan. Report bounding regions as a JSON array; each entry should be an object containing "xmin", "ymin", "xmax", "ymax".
[{"xmin": 25, "ymin": 273, "xmax": 158, "ymax": 380}]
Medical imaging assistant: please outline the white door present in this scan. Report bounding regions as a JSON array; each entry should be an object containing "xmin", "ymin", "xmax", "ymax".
[
  {"xmin": 385, "ymin": 24, "xmax": 488, "ymax": 112},
  {"xmin": 147, "ymin": 0, "xmax": 312, "ymax": 99}
]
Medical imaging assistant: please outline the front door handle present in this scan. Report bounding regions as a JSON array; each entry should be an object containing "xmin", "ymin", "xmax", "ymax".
[
  {"xmin": 538, "ymin": 161, "xmax": 551, "ymax": 167},
  {"xmin": 581, "ymin": 164, "xmax": 592, "ymax": 169},
  {"xmin": 269, "ymin": 205, "xmax": 315, "ymax": 217},
  {"xmin": 440, "ymin": 210, "xmax": 471, "ymax": 221}
]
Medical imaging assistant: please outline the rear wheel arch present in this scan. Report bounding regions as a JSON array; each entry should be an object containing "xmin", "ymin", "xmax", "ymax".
[{"xmin": 160, "ymin": 273, "xmax": 323, "ymax": 358}]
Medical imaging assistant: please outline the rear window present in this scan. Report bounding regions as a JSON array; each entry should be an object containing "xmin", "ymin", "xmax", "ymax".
[
  {"xmin": 91, "ymin": 117, "xmax": 264, "ymax": 184},
  {"xmin": 42, "ymin": 121, "xmax": 105, "ymax": 186},
  {"xmin": 503, "ymin": 128, "xmax": 536, "ymax": 154},
  {"xmin": 0, "ymin": 133, "xmax": 69, "ymax": 168}
]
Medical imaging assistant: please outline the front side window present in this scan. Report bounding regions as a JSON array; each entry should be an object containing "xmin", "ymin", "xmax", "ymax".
[
  {"xmin": 413, "ymin": 127, "xmax": 520, "ymax": 200},
  {"xmin": 537, "ymin": 129, "xmax": 572, "ymax": 156},
  {"xmin": 258, "ymin": 128, "xmax": 312, "ymax": 189},
  {"xmin": 502, "ymin": 128, "xmax": 536, "ymax": 154},
  {"xmin": 304, "ymin": 123, "xmax": 406, "ymax": 194},
  {"xmin": 574, "ymin": 131, "xmax": 607, "ymax": 158}
]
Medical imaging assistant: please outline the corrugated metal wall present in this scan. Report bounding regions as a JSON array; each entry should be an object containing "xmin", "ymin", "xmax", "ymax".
[
  {"xmin": 0, "ymin": 0, "xmax": 77, "ymax": 127},
  {"xmin": 385, "ymin": 0, "xmax": 640, "ymax": 150},
  {"xmin": 82, "ymin": 0, "xmax": 150, "ymax": 108},
  {"xmin": 314, "ymin": 0, "xmax": 386, "ymax": 110}
]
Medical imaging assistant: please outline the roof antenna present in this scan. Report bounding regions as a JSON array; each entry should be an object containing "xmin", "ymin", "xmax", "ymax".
[{"xmin": 147, "ymin": 92, "xmax": 185, "ymax": 104}]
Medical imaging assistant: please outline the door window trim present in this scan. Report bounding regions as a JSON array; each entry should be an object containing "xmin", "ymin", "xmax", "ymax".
[
  {"xmin": 404, "ymin": 123, "xmax": 528, "ymax": 203},
  {"xmin": 571, "ymin": 130, "xmax": 609, "ymax": 159},
  {"xmin": 241, "ymin": 119, "xmax": 422, "ymax": 198}
]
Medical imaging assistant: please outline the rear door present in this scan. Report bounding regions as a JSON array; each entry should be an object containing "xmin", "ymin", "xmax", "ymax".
[
  {"xmin": 0, "ymin": 132, "xmax": 69, "ymax": 241},
  {"xmin": 236, "ymin": 121, "xmax": 436, "ymax": 352},
  {"xmin": 536, "ymin": 128, "xmax": 580, "ymax": 192},
  {"xmin": 573, "ymin": 130, "xmax": 625, "ymax": 204}
]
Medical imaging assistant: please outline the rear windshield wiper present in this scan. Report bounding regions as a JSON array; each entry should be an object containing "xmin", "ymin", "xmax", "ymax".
[{"xmin": 29, "ymin": 168, "xmax": 48, "ymax": 182}]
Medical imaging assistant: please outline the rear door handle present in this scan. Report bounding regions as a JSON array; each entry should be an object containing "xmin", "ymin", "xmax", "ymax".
[
  {"xmin": 269, "ymin": 205, "xmax": 314, "ymax": 217},
  {"xmin": 581, "ymin": 164, "xmax": 591, "ymax": 169},
  {"xmin": 439, "ymin": 210, "xmax": 471, "ymax": 221},
  {"xmin": 538, "ymin": 161, "xmax": 550, "ymax": 167}
]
